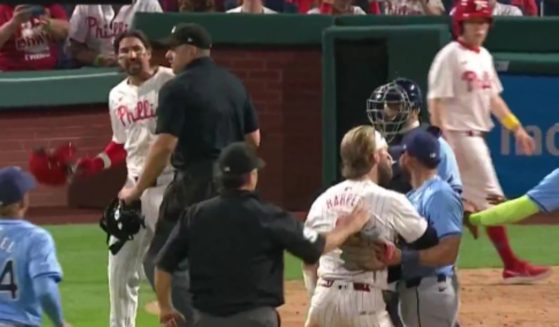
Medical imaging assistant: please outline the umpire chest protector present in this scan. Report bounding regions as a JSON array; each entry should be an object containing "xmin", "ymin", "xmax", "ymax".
[{"xmin": 100, "ymin": 198, "xmax": 145, "ymax": 255}]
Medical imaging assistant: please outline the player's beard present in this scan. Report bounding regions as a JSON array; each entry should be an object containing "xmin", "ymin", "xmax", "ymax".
[
  {"xmin": 126, "ymin": 62, "xmax": 143, "ymax": 76},
  {"xmin": 377, "ymin": 158, "xmax": 393, "ymax": 187}
]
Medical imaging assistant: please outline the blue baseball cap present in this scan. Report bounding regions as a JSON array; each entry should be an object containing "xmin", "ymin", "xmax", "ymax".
[
  {"xmin": 0, "ymin": 167, "xmax": 36, "ymax": 207},
  {"xmin": 401, "ymin": 128, "xmax": 441, "ymax": 168}
]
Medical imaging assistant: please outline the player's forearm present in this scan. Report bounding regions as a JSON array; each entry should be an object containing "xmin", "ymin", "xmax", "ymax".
[
  {"xmin": 469, "ymin": 195, "xmax": 539, "ymax": 226},
  {"xmin": 418, "ymin": 236, "xmax": 460, "ymax": 267},
  {"xmin": 135, "ymin": 136, "xmax": 175, "ymax": 193},
  {"xmin": 0, "ymin": 20, "xmax": 19, "ymax": 49},
  {"xmin": 34, "ymin": 276, "xmax": 64, "ymax": 327},
  {"xmin": 154, "ymin": 268, "xmax": 174, "ymax": 312},
  {"xmin": 490, "ymin": 95, "xmax": 522, "ymax": 132},
  {"xmin": 428, "ymin": 99, "xmax": 444, "ymax": 128}
]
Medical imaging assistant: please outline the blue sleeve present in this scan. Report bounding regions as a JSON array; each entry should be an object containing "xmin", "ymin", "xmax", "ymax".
[
  {"xmin": 28, "ymin": 231, "xmax": 62, "ymax": 282},
  {"xmin": 527, "ymin": 168, "xmax": 559, "ymax": 213},
  {"xmin": 33, "ymin": 275, "xmax": 64, "ymax": 327},
  {"xmin": 426, "ymin": 188, "xmax": 463, "ymax": 238},
  {"xmin": 437, "ymin": 138, "xmax": 463, "ymax": 195}
]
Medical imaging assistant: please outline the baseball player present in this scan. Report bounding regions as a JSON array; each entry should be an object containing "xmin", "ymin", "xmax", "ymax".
[
  {"xmin": 0, "ymin": 167, "xmax": 70, "ymax": 327},
  {"xmin": 367, "ymin": 78, "xmax": 464, "ymax": 327},
  {"xmin": 427, "ymin": 0, "xmax": 550, "ymax": 284},
  {"xmin": 67, "ymin": 0, "xmax": 162, "ymax": 67},
  {"xmin": 73, "ymin": 30, "xmax": 175, "ymax": 327},
  {"xmin": 469, "ymin": 168, "xmax": 559, "ymax": 226},
  {"xmin": 303, "ymin": 125, "xmax": 439, "ymax": 327},
  {"xmin": 381, "ymin": 129, "xmax": 463, "ymax": 327}
]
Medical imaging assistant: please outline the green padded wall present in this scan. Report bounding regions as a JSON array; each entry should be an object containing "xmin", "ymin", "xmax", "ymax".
[
  {"xmin": 322, "ymin": 25, "xmax": 450, "ymax": 186},
  {"xmin": 132, "ymin": 12, "xmax": 334, "ymax": 45}
]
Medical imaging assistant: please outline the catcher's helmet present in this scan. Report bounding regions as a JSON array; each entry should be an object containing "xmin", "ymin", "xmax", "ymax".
[
  {"xmin": 366, "ymin": 82, "xmax": 413, "ymax": 144},
  {"xmin": 452, "ymin": 0, "xmax": 492, "ymax": 38},
  {"xmin": 393, "ymin": 77, "xmax": 423, "ymax": 111},
  {"xmin": 100, "ymin": 198, "xmax": 145, "ymax": 255}
]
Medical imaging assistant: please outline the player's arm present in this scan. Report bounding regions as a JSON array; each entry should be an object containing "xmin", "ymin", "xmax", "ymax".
[
  {"xmin": 469, "ymin": 195, "xmax": 539, "ymax": 226},
  {"xmin": 29, "ymin": 232, "xmax": 66, "ymax": 327},
  {"xmin": 265, "ymin": 200, "xmax": 368, "ymax": 263},
  {"xmin": 76, "ymin": 92, "xmax": 126, "ymax": 177},
  {"xmin": 301, "ymin": 200, "xmax": 324, "ymax": 297},
  {"xmin": 243, "ymin": 94, "xmax": 260, "ymax": 148},
  {"xmin": 155, "ymin": 208, "xmax": 191, "ymax": 314},
  {"xmin": 427, "ymin": 49, "xmax": 455, "ymax": 129},
  {"xmin": 391, "ymin": 194, "xmax": 438, "ymax": 249},
  {"xmin": 124, "ymin": 82, "xmax": 181, "ymax": 202}
]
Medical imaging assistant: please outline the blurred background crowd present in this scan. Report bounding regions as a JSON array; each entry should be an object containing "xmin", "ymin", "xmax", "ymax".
[{"xmin": 0, "ymin": 0, "xmax": 552, "ymax": 72}]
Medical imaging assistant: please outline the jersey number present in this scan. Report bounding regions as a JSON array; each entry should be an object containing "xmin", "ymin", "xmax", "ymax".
[{"xmin": 0, "ymin": 260, "xmax": 18, "ymax": 299}]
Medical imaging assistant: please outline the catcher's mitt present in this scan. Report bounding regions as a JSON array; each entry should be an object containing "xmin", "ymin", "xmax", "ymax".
[
  {"xmin": 100, "ymin": 198, "xmax": 145, "ymax": 255},
  {"xmin": 28, "ymin": 142, "xmax": 77, "ymax": 186}
]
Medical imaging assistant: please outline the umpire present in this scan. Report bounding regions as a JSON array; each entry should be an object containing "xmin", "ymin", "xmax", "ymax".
[
  {"xmin": 119, "ymin": 23, "xmax": 260, "ymax": 326},
  {"xmin": 154, "ymin": 142, "xmax": 369, "ymax": 327}
]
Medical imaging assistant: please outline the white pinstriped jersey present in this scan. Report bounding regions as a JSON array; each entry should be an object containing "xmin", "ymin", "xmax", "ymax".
[
  {"xmin": 305, "ymin": 179, "xmax": 428, "ymax": 288},
  {"xmin": 108, "ymin": 66, "xmax": 174, "ymax": 177}
]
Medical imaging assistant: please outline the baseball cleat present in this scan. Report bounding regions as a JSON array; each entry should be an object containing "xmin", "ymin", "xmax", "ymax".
[{"xmin": 502, "ymin": 262, "xmax": 552, "ymax": 284}]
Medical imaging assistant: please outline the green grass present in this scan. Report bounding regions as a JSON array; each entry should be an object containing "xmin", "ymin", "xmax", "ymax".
[{"xmin": 40, "ymin": 224, "xmax": 559, "ymax": 326}]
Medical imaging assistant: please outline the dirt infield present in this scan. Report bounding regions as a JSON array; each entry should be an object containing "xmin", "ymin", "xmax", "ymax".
[
  {"xmin": 277, "ymin": 267, "xmax": 559, "ymax": 327},
  {"xmin": 144, "ymin": 267, "xmax": 558, "ymax": 326}
]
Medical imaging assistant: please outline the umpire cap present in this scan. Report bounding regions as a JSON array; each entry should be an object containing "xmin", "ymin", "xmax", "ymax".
[
  {"xmin": 218, "ymin": 143, "xmax": 265, "ymax": 177},
  {"xmin": 161, "ymin": 23, "xmax": 212, "ymax": 49}
]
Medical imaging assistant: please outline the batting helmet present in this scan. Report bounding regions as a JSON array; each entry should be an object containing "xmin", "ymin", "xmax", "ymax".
[
  {"xmin": 451, "ymin": 0, "xmax": 493, "ymax": 38},
  {"xmin": 28, "ymin": 142, "xmax": 77, "ymax": 186},
  {"xmin": 100, "ymin": 198, "xmax": 145, "ymax": 255},
  {"xmin": 366, "ymin": 82, "xmax": 412, "ymax": 144}
]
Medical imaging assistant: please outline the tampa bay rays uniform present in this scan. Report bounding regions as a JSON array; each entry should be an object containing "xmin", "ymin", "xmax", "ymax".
[
  {"xmin": 107, "ymin": 66, "xmax": 174, "ymax": 327},
  {"xmin": 0, "ymin": 220, "xmax": 63, "ymax": 326},
  {"xmin": 526, "ymin": 168, "xmax": 559, "ymax": 213},
  {"xmin": 304, "ymin": 179, "xmax": 429, "ymax": 327},
  {"xmin": 399, "ymin": 176, "xmax": 463, "ymax": 327}
]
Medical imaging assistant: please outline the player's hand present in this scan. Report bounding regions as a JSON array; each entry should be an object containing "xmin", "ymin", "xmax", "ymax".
[
  {"xmin": 463, "ymin": 211, "xmax": 479, "ymax": 239},
  {"xmin": 119, "ymin": 186, "xmax": 142, "ymax": 205},
  {"xmin": 159, "ymin": 307, "xmax": 185, "ymax": 327},
  {"xmin": 514, "ymin": 127, "xmax": 536, "ymax": 155},
  {"xmin": 487, "ymin": 194, "xmax": 506, "ymax": 205},
  {"xmin": 373, "ymin": 240, "xmax": 399, "ymax": 266}
]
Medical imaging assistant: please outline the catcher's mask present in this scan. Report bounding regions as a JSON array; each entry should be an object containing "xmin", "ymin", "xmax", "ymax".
[
  {"xmin": 366, "ymin": 82, "xmax": 412, "ymax": 144},
  {"xmin": 100, "ymin": 198, "xmax": 145, "ymax": 255}
]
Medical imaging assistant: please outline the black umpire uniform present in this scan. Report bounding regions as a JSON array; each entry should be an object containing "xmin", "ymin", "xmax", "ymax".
[
  {"xmin": 142, "ymin": 23, "xmax": 260, "ymax": 326},
  {"xmin": 156, "ymin": 142, "xmax": 327, "ymax": 327}
]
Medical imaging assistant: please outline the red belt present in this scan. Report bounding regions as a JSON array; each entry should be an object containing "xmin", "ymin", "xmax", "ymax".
[{"xmin": 320, "ymin": 279, "xmax": 371, "ymax": 292}]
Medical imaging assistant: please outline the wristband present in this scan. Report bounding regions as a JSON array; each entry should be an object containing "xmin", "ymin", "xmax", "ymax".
[
  {"xmin": 401, "ymin": 249, "xmax": 420, "ymax": 267},
  {"xmin": 501, "ymin": 113, "xmax": 520, "ymax": 131}
]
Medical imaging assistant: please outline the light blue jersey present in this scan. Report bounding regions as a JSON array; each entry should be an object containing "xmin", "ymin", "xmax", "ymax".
[
  {"xmin": 527, "ymin": 168, "xmax": 559, "ymax": 213},
  {"xmin": 0, "ymin": 220, "xmax": 62, "ymax": 326},
  {"xmin": 404, "ymin": 176, "xmax": 463, "ymax": 279},
  {"xmin": 437, "ymin": 137, "xmax": 463, "ymax": 195}
]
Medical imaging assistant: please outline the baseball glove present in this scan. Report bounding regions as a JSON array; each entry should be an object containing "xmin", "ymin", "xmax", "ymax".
[{"xmin": 340, "ymin": 234, "xmax": 387, "ymax": 271}]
